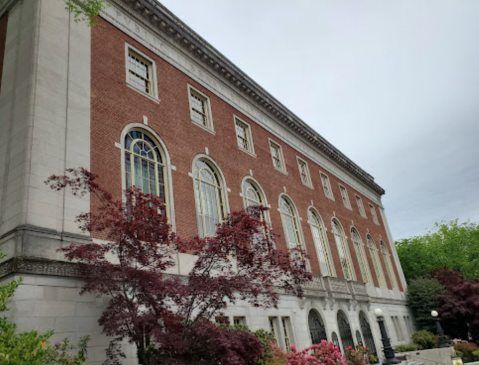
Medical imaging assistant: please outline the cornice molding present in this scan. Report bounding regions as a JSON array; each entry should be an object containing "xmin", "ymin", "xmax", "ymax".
[{"xmin": 111, "ymin": 0, "xmax": 385, "ymax": 196}]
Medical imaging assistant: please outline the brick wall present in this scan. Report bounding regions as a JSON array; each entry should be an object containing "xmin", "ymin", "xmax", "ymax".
[
  {"xmin": 0, "ymin": 12, "xmax": 8, "ymax": 97},
  {"xmin": 90, "ymin": 17, "xmax": 403, "ymax": 292}
]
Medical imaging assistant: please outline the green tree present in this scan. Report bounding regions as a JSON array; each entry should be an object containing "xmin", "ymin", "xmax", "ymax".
[
  {"xmin": 396, "ymin": 220, "xmax": 479, "ymax": 282},
  {"xmin": 407, "ymin": 277, "xmax": 445, "ymax": 332},
  {"xmin": 65, "ymin": 0, "xmax": 110, "ymax": 27}
]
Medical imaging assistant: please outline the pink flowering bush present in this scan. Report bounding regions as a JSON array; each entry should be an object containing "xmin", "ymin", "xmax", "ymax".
[
  {"xmin": 285, "ymin": 340, "xmax": 346, "ymax": 365},
  {"xmin": 344, "ymin": 345, "xmax": 377, "ymax": 365}
]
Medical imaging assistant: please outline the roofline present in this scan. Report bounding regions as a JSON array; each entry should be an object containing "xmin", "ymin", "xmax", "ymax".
[{"xmin": 115, "ymin": 0, "xmax": 386, "ymax": 196}]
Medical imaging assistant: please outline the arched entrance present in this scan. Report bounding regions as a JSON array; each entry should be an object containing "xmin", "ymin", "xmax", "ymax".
[
  {"xmin": 337, "ymin": 311, "xmax": 355, "ymax": 351},
  {"xmin": 360, "ymin": 312, "xmax": 378, "ymax": 356},
  {"xmin": 308, "ymin": 310, "xmax": 327, "ymax": 344}
]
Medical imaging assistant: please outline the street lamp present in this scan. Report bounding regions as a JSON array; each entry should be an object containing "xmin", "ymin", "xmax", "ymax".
[
  {"xmin": 374, "ymin": 308, "xmax": 401, "ymax": 365},
  {"xmin": 431, "ymin": 311, "xmax": 449, "ymax": 348}
]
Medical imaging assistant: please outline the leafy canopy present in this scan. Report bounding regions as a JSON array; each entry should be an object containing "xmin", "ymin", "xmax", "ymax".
[
  {"xmin": 65, "ymin": 0, "xmax": 110, "ymax": 27},
  {"xmin": 407, "ymin": 277, "xmax": 445, "ymax": 332},
  {"xmin": 396, "ymin": 220, "xmax": 479, "ymax": 282}
]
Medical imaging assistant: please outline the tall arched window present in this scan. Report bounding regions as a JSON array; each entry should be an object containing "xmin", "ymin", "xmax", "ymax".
[
  {"xmin": 380, "ymin": 240, "xmax": 398, "ymax": 289},
  {"xmin": 351, "ymin": 228, "xmax": 371, "ymax": 284},
  {"xmin": 124, "ymin": 129, "xmax": 167, "ymax": 206},
  {"xmin": 242, "ymin": 179, "xmax": 269, "ymax": 222},
  {"xmin": 359, "ymin": 312, "xmax": 377, "ymax": 356},
  {"xmin": 193, "ymin": 158, "xmax": 226, "ymax": 237},
  {"xmin": 309, "ymin": 310, "xmax": 327, "ymax": 344},
  {"xmin": 367, "ymin": 235, "xmax": 386, "ymax": 288},
  {"xmin": 337, "ymin": 311, "xmax": 355, "ymax": 351},
  {"xmin": 309, "ymin": 209, "xmax": 334, "ymax": 276},
  {"xmin": 279, "ymin": 196, "xmax": 304, "ymax": 251},
  {"xmin": 331, "ymin": 219, "xmax": 354, "ymax": 280}
]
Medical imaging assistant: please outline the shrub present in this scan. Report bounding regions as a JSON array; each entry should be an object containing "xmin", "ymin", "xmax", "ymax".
[
  {"xmin": 285, "ymin": 340, "xmax": 346, "ymax": 365},
  {"xmin": 345, "ymin": 345, "xmax": 377, "ymax": 365},
  {"xmin": 473, "ymin": 350, "xmax": 479, "ymax": 361},
  {"xmin": 453, "ymin": 342, "xmax": 479, "ymax": 363},
  {"xmin": 412, "ymin": 330, "xmax": 436, "ymax": 350},
  {"xmin": 394, "ymin": 343, "xmax": 419, "ymax": 353},
  {"xmin": 407, "ymin": 278, "xmax": 445, "ymax": 332},
  {"xmin": 41, "ymin": 336, "xmax": 91, "ymax": 364}
]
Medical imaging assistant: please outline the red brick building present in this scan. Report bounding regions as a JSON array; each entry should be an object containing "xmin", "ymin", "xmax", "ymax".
[{"xmin": 0, "ymin": 0, "xmax": 413, "ymax": 363}]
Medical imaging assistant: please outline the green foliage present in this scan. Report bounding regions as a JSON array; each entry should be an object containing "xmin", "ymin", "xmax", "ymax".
[
  {"xmin": 453, "ymin": 343, "xmax": 479, "ymax": 363},
  {"xmin": 472, "ymin": 350, "xmax": 479, "ymax": 361},
  {"xmin": 396, "ymin": 220, "xmax": 479, "ymax": 282},
  {"xmin": 394, "ymin": 343, "xmax": 419, "ymax": 353},
  {"xmin": 65, "ymin": 0, "xmax": 110, "ymax": 27},
  {"xmin": 345, "ymin": 345, "xmax": 377, "ymax": 365},
  {"xmin": 407, "ymin": 277, "xmax": 445, "ymax": 332},
  {"xmin": 40, "ymin": 336, "xmax": 91, "ymax": 364},
  {"xmin": 411, "ymin": 330, "xmax": 436, "ymax": 350}
]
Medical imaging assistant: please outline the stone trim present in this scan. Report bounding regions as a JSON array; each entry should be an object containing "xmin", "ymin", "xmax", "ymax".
[
  {"xmin": 0, "ymin": 224, "xmax": 92, "ymax": 242},
  {"xmin": 107, "ymin": 0, "xmax": 385, "ymax": 197}
]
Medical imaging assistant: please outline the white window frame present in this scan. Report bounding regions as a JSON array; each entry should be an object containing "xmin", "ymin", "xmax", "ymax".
[
  {"xmin": 355, "ymin": 195, "xmax": 367, "ymax": 218},
  {"xmin": 269, "ymin": 317, "xmax": 280, "ymax": 345},
  {"xmin": 281, "ymin": 317, "xmax": 293, "ymax": 350},
  {"xmin": 339, "ymin": 184, "xmax": 352, "ymax": 209},
  {"xmin": 269, "ymin": 139, "xmax": 287, "ymax": 174},
  {"xmin": 369, "ymin": 203, "xmax": 380, "ymax": 225},
  {"xmin": 125, "ymin": 44, "xmax": 159, "ymax": 103},
  {"xmin": 331, "ymin": 218, "xmax": 355, "ymax": 281},
  {"xmin": 234, "ymin": 115, "xmax": 255, "ymax": 156},
  {"xmin": 297, "ymin": 157, "xmax": 313, "ymax": 188},
  {"xmin": 241, "ymin": 176, "xmax": 271, "ymax": 224},
  {"xmin": 308, "ymin": 207, "xmax": 335, "ymax": 277},
  {"xmin": 320, "ymin": 172, "xmax": 334, "ymax": 200},
  {"xmin": 367, "ymin": 234, "xmax": 386, "ymax": 288},
  {"xmin": 233, "ymin": 316, "xmax": 246, "ymax": 325},
  {"xmin": 351, "ymin": 227, "xmax": 371, "ymax": 284},
  {"xmin": 191, "ymin": 155, "xmax": 229, "ymax": 238},
  {"xmin": 187, "ymin": 84, "xmax": 215, "ymax": 134},
  {"xmin": 381, "ymin": 240, "xmax": 399, "ymax": 289}
]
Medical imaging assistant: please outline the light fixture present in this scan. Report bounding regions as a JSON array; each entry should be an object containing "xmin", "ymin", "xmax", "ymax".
[
  {"xmin": 374, "ymin": 308, "xmax": 384, "ymax": 318},
  {"xmin": 431, "ymin": 310, "xmax": 438, "ymax": 318}
]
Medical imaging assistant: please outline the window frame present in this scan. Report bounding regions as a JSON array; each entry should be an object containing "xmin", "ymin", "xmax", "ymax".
[
  {"xmin": 355, "ymin": 195, "xmax": 367, "ymax": 218},
  {"xmin": 241, "ymin": 177, "xmax": 271, "ymax": 223},
  {"xmin": 319, "ymin": 172, "xmax": 334, "ymax": 200},
  {"xmin": 367, "ymin": 234, "xmax": 386, "ymax": 288},
  {"xmin": 125, "ymin": 44, "xmax": 159, "ymax": 102},
  {"xmin": 297, "ymin": 157, "xmax": 313, "ymax": 188},
  {"xmin": 192, "ymin": 156, "xmax": 229, "ymax": 238},
  {"xmin": 269, "ymin": 139, "xmax": 287, "ymax": 174},
  {"xmin": 187, "ymin": 84, "xmax": 215, "ymax": 133},
  {"xmin": 350, "ymin": 227, "xmax": 372, "ymax": 284},
  {"xmin": 308, "ymin": 207, "xmax": 335, "ymax": 277},
  {"xmin": 331, "ymin": 218, "xmax": 355, "ymax": 281},
  {"xmin": 339, "ymin": 184, "xmax": 352, "ymax": 210},
  {"xmin": 233, "ymin": 115, "xmax": 256, "ymax": 156},
  {"xmin": 369, "ymin": 203, "xmax": 380, "ymax": 225},
  {"xmin": 380, "ymin": 240, "xmax": 399, "ymax": 289}
]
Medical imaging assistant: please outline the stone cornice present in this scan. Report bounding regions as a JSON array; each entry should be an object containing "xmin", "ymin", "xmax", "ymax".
[{"xmin": 114, "ymin": 0, "xmax": 385, "ymax": 196}]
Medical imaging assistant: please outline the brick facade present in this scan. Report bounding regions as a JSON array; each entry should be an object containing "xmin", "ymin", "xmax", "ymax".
[{"xmin": 91, "ymin": 17, "xmax": 403, "ymax": 292}]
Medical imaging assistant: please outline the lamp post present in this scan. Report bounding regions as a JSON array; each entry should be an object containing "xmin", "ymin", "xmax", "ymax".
[
  {"xmin": 374, "ymin": 308, "xmax": 401, "ymax": 365},
  {"xmin": 431, "ymin": 311, "xmax": 449, "ymax": 348}
]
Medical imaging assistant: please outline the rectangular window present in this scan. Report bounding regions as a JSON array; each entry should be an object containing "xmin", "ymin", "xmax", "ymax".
[
  {"xmin": 297, "ymin": 158, "xmax": 312, "ymax": 187},
  {"xmin": 339, "ymin": 185, "xmax": 351, "ymax": 209},
  {"xmin": 126, "ymin": 46, "xmax": 157, "ymax": 99},
  {"xmin": 188, "ymin": 85, "xmax": 213, "ymax": 131},
  {"xmin": 269, "ymin": 140, "xmax": 285, "ymax": 172},
  {"xmin": 215, "ymin": 316, "xmax": 230, "ymax": 325},
  {"xmin": 320, "ymin": 172, "xmax": 334, "ymax": 200},
  {"xmin": 356, "ymin": 195, "xmax": 366, "ymax": 217},
  {"xmin": 233, "ymin": 317, "xmax": 246, "ymax": 325},
  {"xmin": 281, "ymin": 317, "xmax": 292, "ymax": 350},
  {"xmin": 269, "ymin": 317, "xmax": 279, "ymax": 345},
  {"xmin": 235, "ymin": 117, "xmax": 254, "ymax": 154},
  {"xmin": 369, "ymin": 203, "xmax": 379, "ymax": 225}
]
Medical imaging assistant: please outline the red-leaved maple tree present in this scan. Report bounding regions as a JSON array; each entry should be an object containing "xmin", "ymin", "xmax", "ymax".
[
  {"xmin": 46, "ymin": 168, "xmax": 312, "ymax": 365},
  {"xmin": 430, "ymin": 268, "xmax": 479, "ymax": 343}
]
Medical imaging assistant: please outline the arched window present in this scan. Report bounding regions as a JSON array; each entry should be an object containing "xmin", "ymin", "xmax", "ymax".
[
  {"xmin": 193, "ymin": 158, "xmax": 226, "ymax": 237},
  {"xmin": 331, "ymin": 219, "xmax": 354, "ymax": 280},
  {"xmin": 308, "ymin": 310, "xmax": 327, "ymax": 344},
  {"xmin": 381, "ymin": 240, "xmax": 398, "ymax": 289},
  {"xmin": 337, "ymin": 311, "xmax": 355, "ymax": 351},
  {"xmin": 242, "ymin": 179, "xmax": 269, "ymax": 222},
  {"xmin": 367, "ymin": 235, "xmax": 386, "ymax": 288},
  {"xmin": 331, "ymin": 332, "xmax": 340, "ymax": 351},
  {"xmin": 351, "ymin": 228, "xmax": 371, "ymax": 284},
  {"xmin": 356, "ymin": 330, "xmax": 363, "ymax": 347},
  {"xmin": 279, "ymin": 196, "xmax": 304, "ymax": 250},
  {"xmin": 360, "ymin": 312, "xmax": 377, "ymax": 356},
  {"xmin": 124, "ymin": 129, "xmax": 167, "ymax": 206},
  {"xmin": 309, "ymin": 209, "xmax": 334, "ymax": 276}
]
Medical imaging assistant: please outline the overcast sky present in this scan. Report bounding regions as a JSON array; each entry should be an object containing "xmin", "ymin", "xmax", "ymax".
[{"xmin": 159, "ymin": 0, "xmax": 479, "ymax": 240}]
